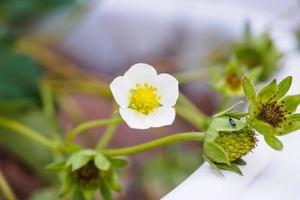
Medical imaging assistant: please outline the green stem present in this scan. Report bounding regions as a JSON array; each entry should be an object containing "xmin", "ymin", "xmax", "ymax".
[
  {"xmin": 0, "ymin": 117, "xmax": 57, "ymax": 149},
  {"xmin": 96, "ymin": 124, "xmax": 118, "ymax": 150},
  {"xmin": 174, "ymin": 68, "xmax": 208, "ymax": 84},
  {"xmin": 176, "ymin": 93, "xmax": 209, "ymax": 130},
  {"xmin": 40, "ymin": 80, "xmax": 61, "ymax": 139},
  {"xmin": 96, "ymin": 105, "xmax": 119, "ymax": 150},
  {"xmin": 0, "ymin": 170, "xmax": 16, "ymax": 200},
  {"xmin": 217, "ymin": 96, "xmax": 231, "ymax": 112},
  {"xmin": 65, "ymin": 117, "xmax": 123, "ymax": 144},
  {"xmin": 104, "ymin": 132, "xmax": 204, "ymax": 156}
]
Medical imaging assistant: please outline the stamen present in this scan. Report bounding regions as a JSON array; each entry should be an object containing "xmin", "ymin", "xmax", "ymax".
[
  {"xmin": 258, "ymin": 100, "xmax": 288, "ymax": 127},
  {"xmin": 128, "ymin": 82, "xmax": 161, "ymax": 115}
]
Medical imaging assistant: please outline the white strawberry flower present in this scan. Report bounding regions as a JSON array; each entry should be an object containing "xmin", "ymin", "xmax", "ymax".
[{"xmin": 110, "ymin": 63, "xmax": 179, "ymax": 129}]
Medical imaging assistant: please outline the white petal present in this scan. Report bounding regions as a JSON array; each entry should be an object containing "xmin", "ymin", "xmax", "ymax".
[
  {"xmin": 124, "ymin": 63, "xmax": 157, "ymax": 84},
  {"xmin": 144, "ymin": 107, "xmax": 176, "ymax": 128},
  {"xmin": 155, "ymin": 73, "xmax": 179, "ymax": 106},
  {"xmin": 119, "ymin": 108, "xmax": 149, "ymax": 129},
  {"xmin": 110, "ymin": 76, "xmax": 132, "ymax": 107}
]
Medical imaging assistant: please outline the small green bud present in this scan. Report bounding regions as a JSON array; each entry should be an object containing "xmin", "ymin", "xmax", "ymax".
[{"xmin": 215, "ymin": 128, "xmax": 257, "ymax": 161}]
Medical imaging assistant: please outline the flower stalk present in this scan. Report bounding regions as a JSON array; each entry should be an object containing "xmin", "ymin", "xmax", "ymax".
[
  {"xmin": 65, "ymin": 117, "xmax": 123, "ymax": 144},
  {"xmin": 104, "ymin": 132, "xmax": 204, "ymax": 156}
]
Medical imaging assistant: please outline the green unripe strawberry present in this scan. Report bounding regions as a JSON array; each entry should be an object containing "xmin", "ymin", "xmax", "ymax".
[{"xmin": 215, "ymin": 128, "xmax": 257, "ymax": 161}]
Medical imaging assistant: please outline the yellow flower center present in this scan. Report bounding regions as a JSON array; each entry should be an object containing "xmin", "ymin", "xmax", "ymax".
[{"xmin": 128, "ymin": 83, "xmax": 161, "ymax": 115}]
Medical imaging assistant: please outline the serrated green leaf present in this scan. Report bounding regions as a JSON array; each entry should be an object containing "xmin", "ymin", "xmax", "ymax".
[
  {"xmin": 94, "ymin": 153, "xmax": 111, "ymax": 171},
  {"xmin": 242, "ymin": 77, "xmax": 256, "ymax": 102},
  {"xmin": 203, "ymin": 142, "xmax": 230, "ymax": 164},
  {"xmin": 45, "ymin": 161, "xmax": 66, "ymax": 172},
  {"xmin": 264, "ymin": 135, "xmax": 283, "ymax": 150},
  {"xmin": 257, "ymin": 79, "xmax": 277, "ymax": 103},
  {"xmin": 276, "ymin": 76, "xmax": 292, "ymax": 99},
  {"xmin": 99, "ymin": 181, "xmax": 112, "ymax": 200},
  {"xmin": 209, "ymin": 116, "xmax": 246, "ymax": 132},
  {"xmin": 215, "ymin": 163, "xmax": 243, "ymax": 175},
  {"xmin": 281, "ymin": 95, "xmax": 300, "ymax": 113},
  {"xmin": 213, "ymin": 101, "xmax": 243, "ymax": 118}
]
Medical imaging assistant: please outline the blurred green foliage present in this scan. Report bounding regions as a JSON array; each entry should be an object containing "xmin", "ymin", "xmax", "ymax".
[
  {"xmin": 140, "ymin": 145, "xmax": 203, "ymax": 198},
  {"xmin": 0, "ymin": 49, "xmax": 43, "ymax": 104},
  {"xmin": 0, "ymin": 109, "xmax": 57, "ymax": 183},
  {"xmin": 0, "ymin": 0, "xmax": 75, "ymax": 47},
  {"xmin": 232, "ymin": 24, "xmax": 282, "ymax": 81},
  {"xmin": 0, "ymin": 0, "xmax": 77, "ymax": 186}
]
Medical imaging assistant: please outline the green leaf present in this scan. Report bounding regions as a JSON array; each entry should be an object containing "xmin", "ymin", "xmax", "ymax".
[
  {"xmin": 203, "ymin": 155, "xmax": 223, "ymax": 176},
  {"xmin": 213, "ymin": 101, "xmax": 243, "ymax": 118},
  {"xmin": 107, "ymin": 171, "xmax": 122, "ymax": 192},
  {"xmin": 45, "ymin": 161, "xmax": 66, "ymax": 172},
  {"xmin": 0, "ymin": 49, "xmax": 43, "ymax": 103},
  {"xmin": 72, "ymin": 187, "xmax": 85, "ymax": 200},
  {"xmin": 59, "ymin": 143, "xmax": 82, "ymax": 153},
  {"xmin": 203, "ymin": 142, "xmax": 230, "ymax": 164},
  {"xmin": 67, "ymin": 150, "xmax": 95, "ymax": 171},
  {"xmin": 94, "ymin": 153, "xmax": 111, "ymax": 171},
  {"xmin": 252, "ymin": 120, "xmax": 275, "ymax": 136},
  {"xmin": 111, "ymin": 158, "xmax": 127, "ymax": 169},
  {"xmin": 279, "ymin": 114, "xmax": 300, "ymax": 135},
  {"xmin": 59, "ymin": 173, "xmax": 74, "ymax": 197},
  {"xmin": 82, "ymin": 189, "xmax": 95, "ymax": 200},
  {"xmin": 276, "ymin": 76, "xmax": 292, "ymax": 99},
  {"xmin": 232, "ymin": 158, "xmax": 247, "ymax": 166},
  {"xmin": 257, "ymin": 79, "xmax": 277, "ymax": 103},
  {"xmin": 215, "ymin": 163, "xmax": 243, "ymax": 175},
  {"xmin": 242, "ymin": 77, "xmax": 256, "ymax": 102},
  {"xmin": 99, "ymin": 181, "xmax": 112, "ymax": 200},
  {"xmin": 209, "ymin": 116, "xmax": 246, "ymax": 132},
  {"xmin": 287, "ymin": 113, "xmax": 300, "ymax": 122},
  {"xmin": 281, "ymin": 95, "xmax": 300, "ymax": 113},
  {"xmin": 264, "ymin": 135, "xmax": 283, "ymax": 150}
]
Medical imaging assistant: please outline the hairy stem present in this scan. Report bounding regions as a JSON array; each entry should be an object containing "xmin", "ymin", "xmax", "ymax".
[
  {"xmin": 65, "ymin": 117, "xmax": 122, "ymax": 144},
  {"xmin": 104, "ymin": 132, "xmax": 204, "ymax": 156},
  {"xmin": 96, "ymin": 104, "xmax": 119, "ymax": 150}
]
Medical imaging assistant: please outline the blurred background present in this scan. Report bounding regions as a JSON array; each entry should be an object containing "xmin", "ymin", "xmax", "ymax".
[{"xmin": 0, "ymin": 0, "xmax": 300, "ymax": 199}]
